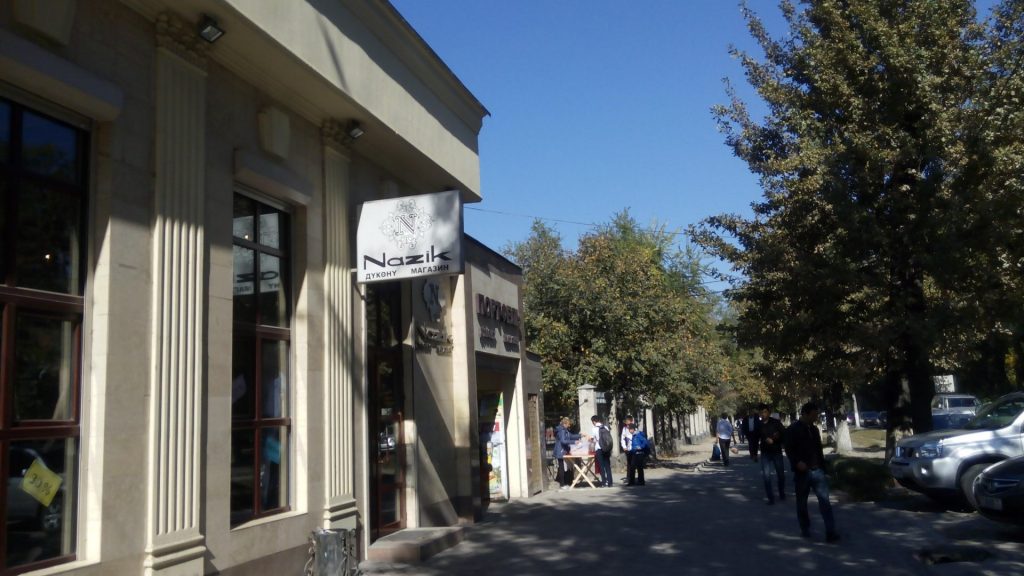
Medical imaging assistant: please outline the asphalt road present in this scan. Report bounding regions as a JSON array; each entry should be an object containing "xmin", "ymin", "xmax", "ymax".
[{"xmin": 361, "ymin": 447, "xmax": 1024, "ymax": 576}]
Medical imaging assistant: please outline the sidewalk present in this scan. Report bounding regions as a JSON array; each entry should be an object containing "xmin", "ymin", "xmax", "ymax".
[{"xmin": 360, "ymin": 439, "xmax": 1024, "ymax": 576}]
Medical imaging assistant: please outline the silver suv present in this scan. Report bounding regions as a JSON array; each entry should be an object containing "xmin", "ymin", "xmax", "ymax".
[{"xmin": 889, "ymin": 392, "xmax": 1024, "ymax": 507}]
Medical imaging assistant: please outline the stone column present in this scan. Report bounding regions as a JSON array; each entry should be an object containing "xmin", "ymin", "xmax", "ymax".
[
  {"xmin": 144, "ymin": 12, "xmax": 207, "ymax": 576},
  {"xmin": 320, "ymin": 121, "xmax": 359, "ymax": 529},
  {"xmin": 577, "ymin": 384, "xmax": 597, "ymax": 432}
]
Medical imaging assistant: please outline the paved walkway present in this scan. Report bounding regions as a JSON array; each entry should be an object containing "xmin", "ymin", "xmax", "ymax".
[{"xmin": 361, "ymin": 441, "xmax": 1024, "ymax": 576}]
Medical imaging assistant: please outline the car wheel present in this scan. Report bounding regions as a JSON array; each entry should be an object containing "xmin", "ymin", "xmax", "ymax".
[{"xmin": 959, "ymin": 464, "xmax": 990, "ymax": 510}]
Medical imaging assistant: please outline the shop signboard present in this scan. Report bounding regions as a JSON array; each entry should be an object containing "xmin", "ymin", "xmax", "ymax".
[
  {"xmin": 356, "ymin": 190, "xmax": 464, "ymax": 283},
  {"xmin": 471, "ymin": 265, "xmax": 522, "ymax": 359}
]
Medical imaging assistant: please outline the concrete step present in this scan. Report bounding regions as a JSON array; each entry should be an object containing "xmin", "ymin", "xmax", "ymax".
[{"xmin": 365, "ymin": 527, "xmax": 464, "ymax": 564}]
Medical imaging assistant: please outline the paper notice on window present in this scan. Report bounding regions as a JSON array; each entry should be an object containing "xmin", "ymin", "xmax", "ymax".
[{"xmin": 21, "ymin": 459, "xmax": 62, "ymax": 507}]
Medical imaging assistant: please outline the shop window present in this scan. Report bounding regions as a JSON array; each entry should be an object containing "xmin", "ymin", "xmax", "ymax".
[
  {"xmin": 0, "ymin": 96, "xmax": 86, "ymax": 573},
  {"xmin": 231, "ymin": 193, "xmax": 291, "ymax": 526}
]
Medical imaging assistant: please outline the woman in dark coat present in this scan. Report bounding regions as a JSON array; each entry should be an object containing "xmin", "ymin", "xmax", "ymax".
[{"xmin": 553, "ymin": 416, "xmax": 581, "ymax": 489}]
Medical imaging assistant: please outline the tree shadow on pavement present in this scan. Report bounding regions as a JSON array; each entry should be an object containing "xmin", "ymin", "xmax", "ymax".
[{"xmin": 373, "ymin": 456, "xmax": 1024, "ymax": 576}]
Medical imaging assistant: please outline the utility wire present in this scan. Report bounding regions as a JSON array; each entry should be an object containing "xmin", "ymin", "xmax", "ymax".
[
  {"xmin": 465, "ymin": 205, "xmax": 743, "ymax": 289},
  {"xmin": 467, "ymin": 205, "xmax": 693, "ymax": 238}
]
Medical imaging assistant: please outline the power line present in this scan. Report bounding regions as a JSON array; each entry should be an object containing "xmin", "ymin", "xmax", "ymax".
[
  {"xmin": 465, "ymin": 206, "xmax": 743, "ymax": 291},
  {"xmin": 466, "ymin": 206, "xmax": 596, "ymax": 228},
  {"xmin": 467, "ymin": 205, "xmax": 697, "ymax": 239}
]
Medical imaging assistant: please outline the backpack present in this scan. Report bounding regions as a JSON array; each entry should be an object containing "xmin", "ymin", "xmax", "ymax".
[{"xmin": 598, "ymin": 425, "xmax": 613, "ymax": 453}]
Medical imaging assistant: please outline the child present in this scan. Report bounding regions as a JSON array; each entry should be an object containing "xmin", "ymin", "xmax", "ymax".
[{"xmin": 627, "ymin": 423, "xmax": 649, "ymax": 486}]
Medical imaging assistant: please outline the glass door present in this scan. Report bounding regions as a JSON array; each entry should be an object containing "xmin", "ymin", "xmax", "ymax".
[{"xmin": 366, "ymin": 283, "xmax": 405, "ymax": 541}]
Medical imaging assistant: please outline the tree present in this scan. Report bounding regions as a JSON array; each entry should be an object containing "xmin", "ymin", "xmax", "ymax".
[
  {"xmin": 504, "ymin": 221, "xmax": 575, "ymax": 412},
  {"xmin": 693, "ymin": 0, "xmax": 999, "ymax": 455},
  {"xmin": 508, "ymin": 212, "xmax": 738, "ymax": 423},
  {"xmin": 956, "ymin": 0, "xmax": 1024, "ymax": 396}
]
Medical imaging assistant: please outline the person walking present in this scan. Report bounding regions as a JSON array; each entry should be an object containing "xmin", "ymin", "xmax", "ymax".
[
  {"xmin": 759, "ymin": 404, "xmax": 786, "ymax": 504},
  {"xmin": 591, "ymin": 415, "xmax": 613, "ymax": 487},
  {"xmin": 716, "ymin": 413, "xmax": 734, "ymax": 466},
  {"xmin": 784, "ymin": 401, "xmax": 840, "ymax": 542},
  {"xmin": 553, "ymin": 417, "xmax": 580, "ymax": 490},
  {"xmin": 745, "ymin": 408, "xmax": 762, "ymax": 461},
  {"xmin": 736, "ymin": 415, "xmax": 746, "ymax": 444},
  {"xmin": 627, "ymin": 423, "xmax": 648, "ymax": 485},
  {"xmin": 620, "ymin": 414, "xmax": 635, "ymax": 483}
]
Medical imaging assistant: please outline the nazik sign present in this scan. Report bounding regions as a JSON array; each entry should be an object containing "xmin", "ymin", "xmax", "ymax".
[{"xmin": 356, "ymin": 190, "xmax": 464, "ymax": 283}]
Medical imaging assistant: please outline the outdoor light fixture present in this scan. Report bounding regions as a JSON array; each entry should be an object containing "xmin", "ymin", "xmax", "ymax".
[
  {"xmin": 346, "ymin": 121, "xmax": 365, "ymax": 141},
  {"xmin": 198, "ymin": 15, "xmax": 224, "ymax": 43}
]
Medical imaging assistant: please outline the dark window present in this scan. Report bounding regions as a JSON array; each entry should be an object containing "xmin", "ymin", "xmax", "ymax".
[
  {"xmin": 0, "ymin": 96, "xmax": 85, "ymax": 573},
  {"xmin": 231, "ymin": 193, "xmax": 290, "ymax": 525},
  {"xmin": 0, "ymin": 101, "xmax": 9, "ymax": 163}
]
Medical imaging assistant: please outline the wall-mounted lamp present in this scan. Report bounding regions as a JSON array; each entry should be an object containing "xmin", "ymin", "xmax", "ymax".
[
  {"xmin": 346, "ymin": 121, "xmax": 365, "ymax": 141},
  {"xmin": 198, "ymin": 15, "xmax": 225, "ymax": 43}
]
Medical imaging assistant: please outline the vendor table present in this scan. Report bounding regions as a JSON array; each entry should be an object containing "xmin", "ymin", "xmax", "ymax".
[{"xmin": 562, "ymin": 454, "xmax": 599, "ymax": 489}]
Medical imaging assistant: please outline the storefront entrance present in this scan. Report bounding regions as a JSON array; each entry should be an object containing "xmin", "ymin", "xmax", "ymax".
[
  {"xmin": 366, "ymin": 282, "xmax": 405, "ymax": 541},
  {"xmin": 478, "ymin": 392, "xmax": 506, "ymax": 511}
]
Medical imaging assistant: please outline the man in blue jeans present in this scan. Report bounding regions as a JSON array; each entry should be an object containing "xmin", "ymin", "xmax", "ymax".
[
  {"xmin": 784, "ymin": 401, "xmax": 839, "ymax": 543},
  {"xmin": 591, "ymin": 415, "xmax": 613, "ymax": 487},
  {"xmin": 759, "ymin": 404, "xmax": 786, "ymax": 504}
]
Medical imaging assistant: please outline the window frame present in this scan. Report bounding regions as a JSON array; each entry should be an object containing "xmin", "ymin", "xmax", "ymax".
[
  {"xmin": 0, "ymin": 94, "xmax": 87, "ymax": 574},
  {"xmin": 230, "ymin": 189, "xmax": 293, "ymax": 526}
]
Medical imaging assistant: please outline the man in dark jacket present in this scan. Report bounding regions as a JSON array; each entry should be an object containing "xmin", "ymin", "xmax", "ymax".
[
  {"xmin": 784, "ymin": 401, "xmax": 839, "ymax": 542},
  {"xmin": 745, "ymin": 409, "xmax": 762, "ymax": 461},
  {"xmin": 759, "ymin": 404, "xmax": 786, "ymax": 504}
]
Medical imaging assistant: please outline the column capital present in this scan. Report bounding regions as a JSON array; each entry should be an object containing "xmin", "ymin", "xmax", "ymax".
[
  {"xmin": 156, "ymin": 12, "xmax": 208, "ymax": 70},
  {"xmin": 321, "ymin": 119, "xmax": 355, "ymax": 153}
]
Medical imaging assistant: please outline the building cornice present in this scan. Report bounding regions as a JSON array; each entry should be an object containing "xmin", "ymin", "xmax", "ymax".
[
  {"xmin": 119, "ymin": 0, "xmax": 484, "ymax": 202},
  {"xmin": 349, "ymin": 0, "xmax": 490, "ymax": 125}
]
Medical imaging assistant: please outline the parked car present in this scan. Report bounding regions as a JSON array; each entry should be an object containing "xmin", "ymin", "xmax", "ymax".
[
  {"xmin": 859, "ymin": 411, "xmax": 881, "ymax": 427},
  {"xmin": 972, "ymin": 456, "xmax": 1024, "ymax": 525},
  {"xmin": 878, "ymin": 411, "xmax": 888, "ymax": 428},
  {"xmin": 931, "ymin": 393, "xmax": 981, "ymax": 430},
  {"xmin": 889, "ymin": 392, "xmax": 1024, "ymax": 508}
]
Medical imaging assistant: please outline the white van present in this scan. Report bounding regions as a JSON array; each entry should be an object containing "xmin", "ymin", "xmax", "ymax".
[{"xmin": 932, "ymin": 393, "xmax": 980, "ymax": 429}]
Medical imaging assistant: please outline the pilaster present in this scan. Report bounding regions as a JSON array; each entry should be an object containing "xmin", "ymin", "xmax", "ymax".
[
  {"xmin": 451, "ymin": 272, "xmax": 478, "ymax": 521},
  {"xmin": 321, "ymin": 121, "xmax": 358, "ymax": 529},
  {"xmin": 144, "ymin": 11, "xmax": 207, "ymax": 576}
]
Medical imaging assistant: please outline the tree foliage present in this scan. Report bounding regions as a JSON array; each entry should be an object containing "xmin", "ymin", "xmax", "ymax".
[
  {"xmin": 692, "ymin": 0, "xmax": 1024, "ymax": 446},
  {"xmin": 507, "ymin": 213, "xmax": 757, "ymax": 423}
]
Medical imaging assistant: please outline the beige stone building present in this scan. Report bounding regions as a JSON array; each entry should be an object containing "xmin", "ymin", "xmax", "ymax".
[{"xmin": 0, "ymin": 1, "xmax": 542, "ymax": 575}]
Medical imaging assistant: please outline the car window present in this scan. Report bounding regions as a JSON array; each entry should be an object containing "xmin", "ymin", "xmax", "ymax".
[
  {"xmin": 931, "ymin": 397, "xmax": 943, "ymax": 409},
  {"xmin": 949, "ymin": 398, "xmax": 976, "ymax": 408},
  {"xmin": 965, "ymin": 397, "xmax": 1024, "ymax": 430}
]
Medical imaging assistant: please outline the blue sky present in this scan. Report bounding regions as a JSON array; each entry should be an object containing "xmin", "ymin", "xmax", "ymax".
[{"xmin": 390, "ymin": 1, "xmax": 998, "ymax": 287}]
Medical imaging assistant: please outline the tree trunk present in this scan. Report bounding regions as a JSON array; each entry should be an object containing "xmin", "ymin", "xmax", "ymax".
[
  {"xmin": 883, "ymin": 370, "xmax": 910, "ymax": 462},
  {"xmin": 905, "ymin": 337, "xmax": 934, "ymax": 434},
  {"xmin": 835, "ymin": 420, "xmax": 853, "ymax": 455}
]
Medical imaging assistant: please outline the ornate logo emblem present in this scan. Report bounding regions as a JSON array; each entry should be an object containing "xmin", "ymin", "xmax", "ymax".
[
  {"xmin": 380, "ymin": 199, "xmax": 433, "ymax": 249},
  {"xmin": 423, "ymin": 278, "xmax": 447, "ymax": 322}
]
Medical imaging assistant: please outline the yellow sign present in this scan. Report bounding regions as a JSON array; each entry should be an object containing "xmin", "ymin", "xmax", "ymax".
[{"xmin": 21, "ymin": 459, "xmax": 62, "ymax": 507}]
